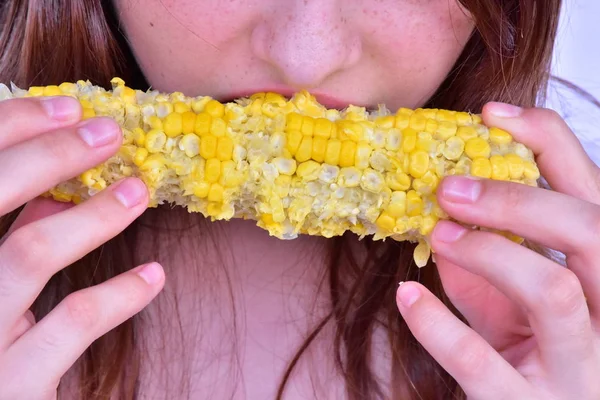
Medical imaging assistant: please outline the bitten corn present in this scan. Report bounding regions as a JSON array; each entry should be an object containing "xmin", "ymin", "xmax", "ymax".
[{"xmin": 0, "ymin": 78, "xmax": 540, "ymax": 267}]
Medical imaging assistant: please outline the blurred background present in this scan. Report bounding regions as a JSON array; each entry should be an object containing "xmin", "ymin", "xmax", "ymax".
[{"xmin": 548, "ymin": 0, "xmax": 600, "ymax": 164}]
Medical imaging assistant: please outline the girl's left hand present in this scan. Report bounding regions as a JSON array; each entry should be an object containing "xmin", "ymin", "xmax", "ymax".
[{"xmin": 396, "ymin": 103, "xmax": 600, "ymax": 399}]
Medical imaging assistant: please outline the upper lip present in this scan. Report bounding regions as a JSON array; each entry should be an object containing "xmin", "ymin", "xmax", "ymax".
[{"xmin": 217, "ymin": 86, "xmax": 370, "ymax": 110}]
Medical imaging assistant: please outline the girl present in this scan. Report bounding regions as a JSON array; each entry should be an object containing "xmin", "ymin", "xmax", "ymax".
[{"xmin": 0, "ymin": 0, "xmax": 598, "ymax": 398}]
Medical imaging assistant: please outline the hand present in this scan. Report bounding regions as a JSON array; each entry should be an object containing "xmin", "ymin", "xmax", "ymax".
[
  {"xmin": 396, "ymin": 103, "xmax": 600, "ymax": 399},
  {"xmin": 0, "ymin": 96, "xmax": 165, "ymax": 399}
]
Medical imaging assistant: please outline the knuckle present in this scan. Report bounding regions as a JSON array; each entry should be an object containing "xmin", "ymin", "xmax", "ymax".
[
  {"xmin": 61, "ymin": 291, "xmax": 101, "ymax": 331},
  {"xmin": 39, "ymin": 130, "xmax": 74, "ymax": 164},
  {"xmin": 499, "ymin": 182, "xmax": 526, "ymax": 213},
  {"xmin": 447, "ymin": 334, "xmax": 489, "ymax": 379},
  {"xmin": 0, "ymin": 225, "xmax": 51, "ymax": 281},
  {"xmin": 538, "ymin": 268, "xmax": 585, "ymax": 317}
]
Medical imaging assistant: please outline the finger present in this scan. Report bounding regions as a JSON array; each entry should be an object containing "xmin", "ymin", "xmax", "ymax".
[
  {"xmin": 482, "ymin": 103, "xmax": 600, "ymax": 203},
  {"xmin": 436, "ymin": 255, "xmax": 530, "ymax": 350},
  {"xmin": 437, "ymin": 176, "xmax": 600, "ymax": 310},
  {"xmin": 0, "ymin": 177, "xmax": 148, "ymax": 336},
  {"xmin": 0, "ymin": 116, "xmax": 122, "ymax": 215},
  {"xmin": 431, "ymin": 221, "xmax": 596, "ymax": 386},
  {"xmin": 2, "ymin": 197, "xmax": 75, "ymax": 241},
  {"xmin": 4, "ymin": 311, "xmax": 36, "ymax": 349},
  {"xmin": 5, "ymin": 262, "xmax": 164, "ymax": 395},
  {"xmin": 396, "ymin": 281, "xmax": 531, "ymax": 399},
  {"xmin": 0, "ymin": 96, "xmax": 81, "ymax": 149}
]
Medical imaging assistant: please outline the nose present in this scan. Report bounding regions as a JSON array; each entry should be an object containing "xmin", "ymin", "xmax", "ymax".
[{"xmin": 251, "ymin": 1, "xmax": 362, "ymax": 89}]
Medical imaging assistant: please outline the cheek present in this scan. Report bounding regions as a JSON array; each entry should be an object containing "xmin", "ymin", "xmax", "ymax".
[
  {"xmin": 369, "ymin": 1, "xmax": 473, "ymax": 107},
  {"xmin": 114, "ymin": 0, "xmax": 251, "ymax": 89}
]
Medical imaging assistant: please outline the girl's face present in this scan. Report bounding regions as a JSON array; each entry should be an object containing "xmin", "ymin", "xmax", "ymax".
[{"xmin": 113, "ymin": 0, "xmax": 473, "ymax": 111}]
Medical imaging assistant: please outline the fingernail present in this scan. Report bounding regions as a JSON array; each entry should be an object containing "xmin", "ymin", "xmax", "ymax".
[
  {"xmin": 488, "ymin": 102, "xmax": 523, "ymax": 118},
  {"xmin": 441, "ymin": 176, "xmax": 481, "ymax": 203},
  {"xmin": 41, "ymin": 96, "xmax": 80, "ymax": 121},
  {"xmin": 113, "ymin": 178, "xmax": 147, "ymax": 208},
  {"xmin": 77, "ymin": 117, "xmax": 119, "ymax": 147},
  {"xmin": 433, "ymin": 221, "xmax": 467, "ymax": 243},
  {"xmin": 135, "ymin": 262, "xmax": 164, "ymax": 285},
  {"xmin": 397, "ymin": 282, "xmax": 421, "ymax": 308}
]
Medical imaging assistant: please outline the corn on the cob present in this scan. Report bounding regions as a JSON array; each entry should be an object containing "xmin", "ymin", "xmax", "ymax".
[{"xmin": 0, "ymin": 78, "xmax": 540, "ymax": 266}]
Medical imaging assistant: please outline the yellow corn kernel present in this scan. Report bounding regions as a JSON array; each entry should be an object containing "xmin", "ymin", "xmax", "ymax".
[
  {"xmin": 194, "ymin": 112, "xmax": 212, "ymax": 136},
  {"xmin": 354, "ymin": 142, "xmax": 372, "ymax": 169},
  {"xmin": 181, "ymin": 111, "xmax": 196, "ymax": 134},
  {"xmin": 208, "ymin": 183, "xmax": 224, "ymax": 202},
  {"xmin": 457, "ymin": 126, "xmax": 478, "ymax": 141},
  {"xmin": 471, "ymin": 158, "xmax": 492, "ymax": 178},
  {"xmin": 205, "ymin": 158, "xmax": 221, "ymax": 183},
  {"xmin": 406, "ymin": 190, "xmax": 423, "ymax": 217},
  {"xmin": 200, "ymin": 135, "xmax": 217, "ymax": 159},
  {"xmin": 409, "ymin": 150, "xmax": 429, "ymax": 178},
  {"xmin": 465, "ymin": 137, "xmax": 491, "ymax": 159},
  {"xmin": 193, "ymin": 182, "xmax": 211, "ymax": 198},
  {"xmin": 324, "ymin": 139, "xmax": 342, "ymax": 165},
  {"xmin": 489, "ymin": 127, "xmax": 513, "ymax": 145},
  {"xmin": 416, "ymin": 133, "xmax": 436, "ymax": 153},
  {"xmin": 82, "ymin": 108, "xmax": 96, "ymax": 119},
  {"xmin": 409, "ymin": 113, "xmax": 427, "ymax": 131},
  {"xmin": 504, "ymin": 153, "xmax": 525, "ymax": 179},
  {"xmin": 387, "ymin": 191, "xmax": 407, "ymax": 217},
  {"xmin": 43, "ymin": 85, "xmax": 62, "ymax": 96},
  {"xmin": 216, "ymin": 137, "xmax": 234, "ymax": 161},
  {"xmin": 132, "ymin": 127, "xmax": 146, "ymax": 147},
  {"xmin": 296, "ymin": 137, "xmax": 313, "ymax": 163},
  {"xmin": 490, "ymin": 155, "xmax": 509, "ymax": 180},
  {"xmin": 286, "ymin": 112, "xmax": 303, "ymax": 131},
  {"xmin": 395, "ymin": 114, "xmax": 410, "ymax": 129},
  {"xmin": 387, "ymin": 172, "xmax": 411, "ymax": 191},
  {"xmin": 59, "ymin": 82, "xmax": 77, "ymax": 94},
  {"xmin": 145, "ymin": 129, "xmax": 167, "ymax": 153},
  {"xmin": 148, "ymin": 115, "xmax": 163, "ymax": 130},
  {"xmin": 443, "ymin": 136, "xmax": 465, "ymax": 160},
  {"xmin": 376, "ymin": 212, "xmax": 396, "ymax": 231},
  {"xmin": 436, "ymin": 109, "xmax": 456, "ymax": 122},
  {"xmin": 210, "ymin": 117, "xmax": 227, "ymax": 137},
  {"xmin": 375, "ymin": 115, "xmax": 395, "ymax": 129},
  {"xmin": 312, "ymin": 137, "xmax": 327, "ymax": 163},
  {"xmin": 314, "ymin": 118, "xmax": 333, "ymax": 138},
  {"xmin": 296, "ymin": 160, "xmax": 321, "ymax": 180},
  {"xmin": 424, "ymin": 119, "xmax": 438, "ymax": 134},
  {"xmin": 337, "ymin": 120, "xmax": 362, "ymax": 141},
  {"xmin": 524, "ymin": 161, "xmax": 540, "ymax": 180},
  {"xmin": 339, "ymin": 140, "xmax": 357, "ymax": 168},
  {"xmin": 180, "ymin": 133, "xmax": 201, "ymax": 157},
  {"xmin": 220, "ymin": 160, "xmax": 239, "ymax": 187},
  {"xmin": 28, "ymin": 86, "xmax": 44, "ymax": 96},
  {"xmin": 163, "ymin": 112, "xmax": 183, "ymax": 138},
  {"xmin": 402, "ymin": 128, "xmax": 417, "ymax": 152},
  {"xmin": 174, "ymin": 101, "xmax": 191, "ymax": 113},
  {"xmin": 437, "ymin": 121, "xmax": 458, "ymax": 140},
  {"xmin": 455, "ymin": 112, "xmax": 473, "ymax": 126},
  {"xmin": 301, "ymin": 116, "xmax": 315, "ymax": 136},
  {"xmin": 205, "ymin": 99, "xmax": 225, "ymax": 118},
  {"xmin": 133, "ymin": 148, "xmax": 149, "ymax": 166},
  {"xmin": 286, "ymin": 130, "xmax": 303, "ymax": 156}
]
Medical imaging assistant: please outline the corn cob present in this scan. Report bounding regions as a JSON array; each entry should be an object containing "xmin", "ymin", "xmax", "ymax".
[{"xmin": 0, "ymin": 78, "xmax": 540, "ymax": 266}]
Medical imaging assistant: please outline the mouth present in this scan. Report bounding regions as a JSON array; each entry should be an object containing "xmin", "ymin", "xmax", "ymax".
[{"xmin": 216, "ymin": 87, "xmax": 374, "ymax": 112}]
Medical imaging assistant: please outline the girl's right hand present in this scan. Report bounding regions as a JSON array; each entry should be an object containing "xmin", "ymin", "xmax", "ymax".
[{"xmin": 0, "ymin": 96, "xmax": 165, "ymax": 399}]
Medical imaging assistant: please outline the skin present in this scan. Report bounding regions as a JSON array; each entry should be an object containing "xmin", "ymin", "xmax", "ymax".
[{"xmin": 0, "ymin": 0, "xmax": 599, "ymax": 398}]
